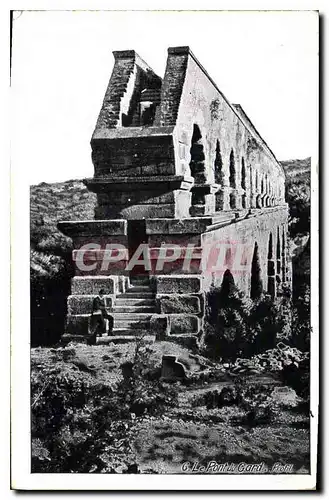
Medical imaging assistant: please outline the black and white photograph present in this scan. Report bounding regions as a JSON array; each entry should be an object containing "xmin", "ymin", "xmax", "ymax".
[{"xmin": 10, "ymin": 7, "xmax": 319, "ymax": 491}]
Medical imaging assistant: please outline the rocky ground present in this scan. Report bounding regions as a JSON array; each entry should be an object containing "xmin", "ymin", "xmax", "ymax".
[{"xmin": 31, "ymin": 341, "xmax": 310, "ymax": 474}]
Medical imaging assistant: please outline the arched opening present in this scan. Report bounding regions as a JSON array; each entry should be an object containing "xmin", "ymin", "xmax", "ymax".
[
  {"xmin": 250, "ymin": 242, "xmax": 262, "ymax": 299},
  {"xmin": 261, "ymin": 175, "xmax": 265, "ymax": 204},
  {"xmin": 189, "ymin": 124, "xmax": 205, "ymax": 182},
  {"xmin": 282, "ymin": 231, "xmax": 286, "ymax": 282},
  {"xmin": 214, "ymin": 140, "xmax": 224, "ymax": 211},
  {"xmin": 264, "ymin": 174, "xmax": 269, "ymax": 206},
  {"xmin": 241, "ymin": 157, "xmax": 247, "ymax": 208},
  {"xmin": 249, "ymin": 166, "xmax": 253, "ymax": 207},
  {"xmin": 221, "ymin": 269, "xmax": 236, "ymax": 297},
  {"xmin": 267, "ymin": 233, "xmax": 275, "ymax": 298},
  {"xmin": 214, "ymin": 140, "xmax": 223, "ymax": 184},
  {"xmin": 229, "ymin": 149, "xmax": 236, "ymax": 209},
  {"xmin": 140, "ymin": 103, "xmax": 156, "ymax": 126},
  {"xmin": 229, "ymin": 149, "xmax": 235, "ymax": 188},
  {"xmin": 276, "ymin": 228, "xmax": 282, "ymax": 291}
]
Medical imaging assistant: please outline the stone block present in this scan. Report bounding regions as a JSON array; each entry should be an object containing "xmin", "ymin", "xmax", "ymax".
[
  {"xmin": 156, "ymin": 276, "xmax": 202, "ymax": 294},
  {"xmin": 140, "ymin": 164, "xmax": 159, "ymax": 176},
  {"xmin": 150, "ymin": 314, "xmax": 169, "ymax": 340},
  {"xmin": 66, "ymin": 314, "xmax": 90, "ymax": 336},
  {"xmin": 58, "ymin": 220, "xmax": 127, "ymax": 237},
  {"xmin": 161, "ymin": 355, "xmax": 186, "ymax": 380},
  {"xmin": 157, "ymin": 163, "xmax": 176, "ymax": 175},
  {"xmin": 72, "ymin": 235, "xmax": 128, "ymax": 250},
  {"xmin": 148, "ymin": 234, "xmax": 202, "ymax": 247},
  {"xmin": 169, "ymin": 314, "xmax": 200, "ymax": 334},
  {"xmin": 166, "ymin": 335, "xmax": 200, "ymax": 349},
  {"xmin": 71, "ymin": 276, "xmax": 118, "ymax": 295},
  {"xmin": 67, "ymin": 295, "xmax": 114, "ymax": 315},
  {"xmin": 146, "ymin": 217, "xmax": 213, "ymax": 235},
  {"xmin": 96, "ymin": 201, "xmax": 191, "ymax": 220},
  {"xmin": 74, "ymin": 256, "xmax": 129, "ymax": 276},
  {"xmin": 157, "ymin": 294, "xmax": 201, "ymax": 314}
]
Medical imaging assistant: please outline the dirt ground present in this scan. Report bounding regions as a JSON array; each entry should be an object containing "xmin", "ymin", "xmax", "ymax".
[{"xmin": 31, "ymin": 341, "xmax": 310, "ymax": 474}]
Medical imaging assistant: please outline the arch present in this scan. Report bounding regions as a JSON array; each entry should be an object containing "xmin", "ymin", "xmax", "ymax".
[
  {"xmin": 221, "ymin": 269, "xmax": 236, "ymax": 297},
  {"xmin": 189, "ymin": 124, "xmax": 206, "ymax": 182},
  {"xmin": 241, "ymin": 157, "xmax": 247, "ymax": 208},
  {"xmin": 229, "ymin": 149, "xmax": 236, "ymax": 209},
  {"xmin": 276, "ymin": 228, "xmax": 282, "ymax": 289},
  {"xmin": 255, "ymin": 169, "xmax": 259, "ymax": 192},
  {"xmin": 249, "ymin": 166, "xmax": 254, "ymax": 207},
  {"xmin": 267, "ymin": 233, "xmax": 276, "ymax": 298},
  {"xmin": 229, "ymin": 149, "xmax": 236, "ymax": 188},
  {"xmin": 189, "ymin": 125, "xmax": 206, "ymax": 211},
  {"xmin": 250, "ymin": 242, "xmax": 262, "ymax": 299},
  {"xmin": 255, "ymin": 170, "xmax": 262, "ymax": 208},
  {"xmin": 282, "ymin": 231, "xmax": 286, "ymax": 282},
  {"xmin": 241, "ymin": 157, "xmax": 246, "ymax": 189},
  {"xmin": 214, "ymin": 140, "xmax": 223, "ymax": 184}
]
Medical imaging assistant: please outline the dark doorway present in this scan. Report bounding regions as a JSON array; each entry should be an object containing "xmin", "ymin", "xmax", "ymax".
[
  {"xmin": 267, "ymin": 233, "xmax": 275, "ymax": 298},
  {"xmin": 250, "ymin": 242, "xmax": 262, "ymax": 299},
  {"xmin": 127, "ymin": 220, "xmax": 149, "ymax": 282}
]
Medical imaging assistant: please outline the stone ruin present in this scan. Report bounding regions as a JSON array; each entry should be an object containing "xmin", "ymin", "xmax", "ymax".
[{"xmin": 58, "ymin": 46, "xmax": 292, "ymax": 345}]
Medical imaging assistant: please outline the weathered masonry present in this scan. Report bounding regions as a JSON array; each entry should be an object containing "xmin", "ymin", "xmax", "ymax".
[{"xmin": 59, "ymin": 46, "xmax": 292, "ymax": 344}]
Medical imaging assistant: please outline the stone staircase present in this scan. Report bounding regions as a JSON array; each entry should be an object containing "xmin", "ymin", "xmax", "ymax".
[{"xmin": 103, "ymin": 277, "xmax": 157, "ymax": 340}]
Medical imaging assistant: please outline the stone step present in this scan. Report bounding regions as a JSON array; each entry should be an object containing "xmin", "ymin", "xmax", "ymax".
[
  {"xmin": 112, "ymin": 305, "xmax": 155, "ymax": 313},
  {"xmin": 114, "ymin": 298, "xmax": 155, "ymax": 306},
  {"xmin": 119, "ymin": 292, "xmax": 155, "ymax": 299},
  {"xmin": 113, "ymin": 316, "xmax": 151, "ymax": 324},
  {"xmin": 127, "ymin": 285, "xmax": 152, "ymax": 291},
  {"xmin": 113, "ymin": 314, "xmax": 152, "ymax": 328},
  {"xmin": 112, "ymin": 328, "xmax": 150, "ymax": 336},
  {"xmin": 113, "ymin": 322, "xmax": 150, "ymax": 331}
]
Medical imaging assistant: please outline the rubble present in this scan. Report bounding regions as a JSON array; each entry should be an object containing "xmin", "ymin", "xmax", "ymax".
[{"xmin": 221, "ymin": 345, "xmax": 309, "ymax": 374}]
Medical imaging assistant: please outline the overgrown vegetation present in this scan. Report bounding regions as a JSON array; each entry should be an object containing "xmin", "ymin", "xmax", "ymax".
[
  {"xmin": 204, "ymin": 275, "xmax": 291, "ymax": 362},
  {"xmin": 281, "ymin": 157, "xmax": 311, "ymax": 352},
  {"xmin": 31, "ymin": 337, "xmax": 179, "ymax": 473},
  {"xmin": 30, "ymin": 180, "xmax": 96, "ymax": 346}
]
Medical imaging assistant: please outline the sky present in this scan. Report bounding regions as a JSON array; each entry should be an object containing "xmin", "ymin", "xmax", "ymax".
[{"xmin": 11, "ymin": 10, "xmax": 318, "ymax": 185}]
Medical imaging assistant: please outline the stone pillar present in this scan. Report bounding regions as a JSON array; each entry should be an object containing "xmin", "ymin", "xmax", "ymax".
[{"xmin": 190, "ymin": 184, "xmax": 218, "ymax": 217}]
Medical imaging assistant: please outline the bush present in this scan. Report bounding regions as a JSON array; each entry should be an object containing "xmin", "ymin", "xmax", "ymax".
[
  {"xmin": 286, "ymin": 181, "xmax": 310, "ymax": 238},
  {"xmin": 31, "ymin": 337, "xmax": 179, "ymax": 473},
  {"xmin": 281, "ymin": 357, "xmax": 310, "ymax": 401},
  {"xmin": 291, "ymin": 284, "xmax": 310, "ymax": 351},
  {"xmin": 204, "ymin": 279, "xmax": 288, "ymax": 361},
  {"xmin": 194, "ymin": 380, "xmax": 277, "ymax": 426},
  {"xmin": 114, "ymin": 335, "xmax": 178, "ymax": 418}
]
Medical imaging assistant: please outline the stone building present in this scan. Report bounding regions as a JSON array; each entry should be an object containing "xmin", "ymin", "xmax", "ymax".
[{"xmin": 59, "ymin": 46, "xmax": 292, "ymax": 344}]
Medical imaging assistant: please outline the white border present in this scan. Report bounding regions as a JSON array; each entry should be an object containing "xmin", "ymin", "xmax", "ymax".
[{"xmin": 9, "ymin": 2, "xmax": 320, "ymax": 492}]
